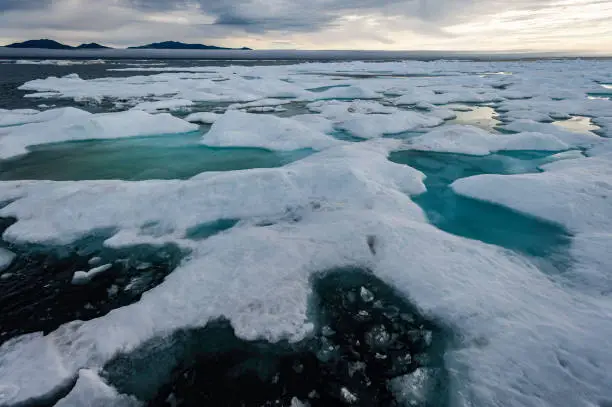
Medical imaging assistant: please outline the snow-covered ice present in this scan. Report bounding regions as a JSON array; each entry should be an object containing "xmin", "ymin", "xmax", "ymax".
[
  {"xmin": 1, "ymin": 58, "xmax": 612, "ymax": 407},
  {"xmin": 452, "ymin": 155, "xmax": 612, "ymax": 233},
  {"xmin": 72, "ymin": 264, "xmax": 113, "ymax": 285},
  {"xmin": 0, "ymin": 107, "xmax": 198, "ymax": 159},
  {"xmin": 54, "ymin": 370, "xmax": 140, "ymax": 407},
  {"xmin": 202, "ymin": 110, "xmax": 344, "ymax": 150},
  {"xmin": 407, "ymin": 125, "xmax": 569, "ymax": 155},
  {"xmin": 184, "ymin": 111, "xmax": 221, "ymax": 124}
]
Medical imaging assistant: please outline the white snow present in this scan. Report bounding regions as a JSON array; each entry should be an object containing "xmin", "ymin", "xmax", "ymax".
[
  {"xmin": 0, "ymin": 108, "xmax": 198, "ymax": 159},
  {"xmin": 202, "ymin": 110, "xmax": 343, "ymax": 150},
  {"xmin": 407, "ymin": 125, "xmax": 569, "ymax": 155},
  {"xmin": 72, "ymin": 264, "xmax": 113, "ymax": 285}
]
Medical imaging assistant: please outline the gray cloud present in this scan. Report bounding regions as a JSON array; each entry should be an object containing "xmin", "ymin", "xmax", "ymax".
[
  {"xmin": 0, "ymin": 0, "xmax": 608, "ymax": 52},
  {"xmin": 0, "ymin": 0, "xmax": 52, "ymax": 11},
  {"xmin": 122, "ymin": 0, "xmax": 559, "ymax": 33}
]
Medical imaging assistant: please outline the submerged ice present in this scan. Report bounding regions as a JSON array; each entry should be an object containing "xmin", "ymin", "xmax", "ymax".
[{"xmin": 1, "ymin": 58, "xmax": 612, "ymax": 407}]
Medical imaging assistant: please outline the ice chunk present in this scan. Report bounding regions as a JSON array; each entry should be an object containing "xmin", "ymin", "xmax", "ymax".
[
  {"xmin": 0, "ymin": 248, "xmax": 15, "ymax": 272},
  {"xmin": 305, "ymin": 100, "xmax": 442, "ymax": 139},
  {"xmin": 340, "ymin": 387, "xmax": 358, "ymax": 403},
  {"xmin": 0, "ymin": 107, "xmax": 84, "ymax": 127},
  {"xmin": 131, "ymin": 99, "xmax": 194, "ymax": 113},
  {"xmin": 55, "ymin": 369, "xmax": 140, "ymax": 407},
  {"xmin": 336, "ymin": 111, "xmax": 442, "ymax": 139},
  {"xmin": 0, "ymin": 108, "xmax": 198, "ymax": 159},
  {"xmin": 202, "ymin": 110, "xmax": 343, "ymax": 151},
  {"xmin": 452, "ymin": 156, "xmax": 612, "ymax": 233},
  {"xmin": 501, "ymin": 119, "xmax": 601, "ymax": 146},
  {"xmin": 407, "ymin": 125, "xmax": 569, "ymax": 156},
  {"xmin": 72, "ymin": 264, "xmax": 113, "ymax": 285}
]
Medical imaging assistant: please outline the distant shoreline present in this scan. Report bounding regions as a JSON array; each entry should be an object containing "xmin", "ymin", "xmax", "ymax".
[{"xmin": 0, "ymin": 47, "xmax": 609, "ymax": 61}]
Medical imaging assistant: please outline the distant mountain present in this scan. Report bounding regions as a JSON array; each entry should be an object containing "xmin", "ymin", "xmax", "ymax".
[
  {"xmin": 4, "ymin": 39, "xmax": 112, "ymax": 50},
  {"xmin": 3, "ymin": 39, "xmax": 248, "ymax": 51},
  {"xmin": 77, "ymin": 43, "xmax": 111, "ymax": 49},
  {"xmin": 5, "ymin": 39, "xmax": 73, "ymax": 49},
  {"xmin": 129, "ymin": 41, "xmax": 251, "ymax": 50}
]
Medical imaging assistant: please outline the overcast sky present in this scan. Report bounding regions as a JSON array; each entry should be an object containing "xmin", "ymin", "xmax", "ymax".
[{"xmin": 0, "ymin": 0, "xmax": 610, "ymax": 52}]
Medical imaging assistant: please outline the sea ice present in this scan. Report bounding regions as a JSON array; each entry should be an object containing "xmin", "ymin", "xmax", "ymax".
[
  {"xmin": 0, "ymin": 248, "xmax": 15, "ymax": 272},
  {"xmin": 202, "ymin": 110, "xmax": 343, "ymax": 150},
  {"xmin": 1, "ymin": 58, "xmax": 612, "ymax": 407},
  {"xmin": 72, "ymin": 264, "xmax": 113, "ymax": 285},
  {"xmin": 0, "ymin": 108, "xmax": 198, "ymax": 159},
  {"xmin": 452, "ymin": 156, "xmax": 612, "ymax": 232},
  {"xmin": 306, "ymin": 100, "xmax": 442, "ymax": 139},
  {"xmin": 336, "ymin": 112, "xmax": 443, "ymax": 139},
  {"xmin": 54, "ymin": 369, "xmax": 140, "ymax": 407},
  {"xmin": 131, "ymin": 99, "xmax": 194, "ymax": 113},
  {"xmin": 407, "ymin": 125, "xmax": 569, "ymax": 156},
  {"xmin": 501, "ymin": 119, "xmax": 601, "ymax": 146}
]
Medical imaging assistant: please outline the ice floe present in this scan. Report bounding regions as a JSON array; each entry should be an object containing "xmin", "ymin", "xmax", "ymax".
[
  {"xmin": 501, "ymin": 119, "xmax": 601, "ymax": 146},
  {"xmin": 0, "ymin": 108, "xmax": 198, "ymax": 159},
  {"xmin": 202, "ymin": 110, "xmax": 343, "ymax": 150},
  {"xmin": 72, "ymin": 264, "xmax": 113, "ymax": 285},
  {"xmin": 452, "ymin": 155, "xmax": 612, "ymax": 233},
  {"xmin": 407, "ymin": 125, "xmax": 569, "ymax": 155},
  {"xmin": 0, "ymin": 139, "xmax": 611, "ymax": 407},
  {"xmin": 54, "ymin": 369, "xmax": 140, "ymax": 407}
]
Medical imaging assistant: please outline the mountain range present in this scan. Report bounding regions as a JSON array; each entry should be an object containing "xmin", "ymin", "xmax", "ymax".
[{"xmin": 4, "ymin": 39, "xmax": 251, "ymax": 50}]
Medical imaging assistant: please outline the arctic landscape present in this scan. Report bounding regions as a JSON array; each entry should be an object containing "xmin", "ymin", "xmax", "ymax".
[{"xmin": 0, "ymin": 56, "xmax": 611, "ymax": 407}]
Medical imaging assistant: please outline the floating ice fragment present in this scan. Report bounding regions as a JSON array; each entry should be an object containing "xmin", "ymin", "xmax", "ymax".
[
  {"xmin": 407, "ymin": 125, "xmax": 569, "ymax": 156},
  {"xmin": 0, "ymin": 248, "xmax": 15, "ymax": 272},
  {"xmin": 340, "ymin": 387, "xmax": 358, "ymax": 404},
  {"xmin": 72, "ymin": 264, "xmax": 113, "ymax": 285},
  {"xmin": 360, "ymin": 287, "xmax": 374, "ymax": 303}
]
